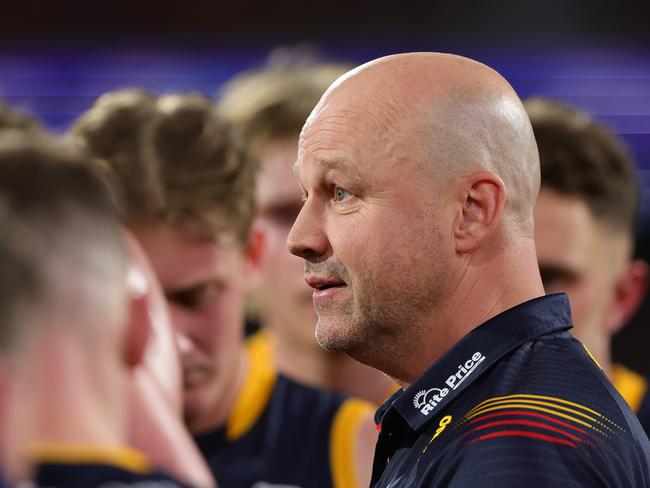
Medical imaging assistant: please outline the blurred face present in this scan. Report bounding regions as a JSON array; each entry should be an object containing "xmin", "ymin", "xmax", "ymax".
[
  {"xmin": 123, "ymin": 231, "xmax": 182, "ymax": 412},
  {"xmin": 133, "ymin": 222, "xmax": 249, "ymax": 427},
  {"xmin": 254, "ymin": 136, "xmax": 319, "ymax": 351},
  {"xmin": 287, "ymin": 100, "xmax": 453, "ymax": 362},
  {"xmin": 534, "ymin": 188, "xmax": 629, "ymax": 353}
]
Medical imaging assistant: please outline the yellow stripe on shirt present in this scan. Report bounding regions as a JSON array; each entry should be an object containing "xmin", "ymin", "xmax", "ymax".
[
  {"xmin": 330, "ymin": 398, "xmax": 374, "ymax": 488},
  {"xmin": 26, "ymin": 443, "xmax": 151, "ymax": 474},
  {"xmin": 612, "ymin": 363, "xmax": 648, "ymax": 413},
  {"xmin": 226, "ymin": 331, "xmax": 278, "ymax": 440}
]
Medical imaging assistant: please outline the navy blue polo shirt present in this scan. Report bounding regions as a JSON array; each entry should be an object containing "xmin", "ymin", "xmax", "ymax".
[
  {"xmin": 372, "ymin": 294, "xmax": 650, "ymax": 487},
  {"xmin": 23, "ymin": 444, "xmax": 191, "ymax": 488},
  {"xmin": 194, "ymin": 331, "xmax": 374, "ymax": 488},
  {"xmin": 33, "ymin": 463, "xmax": 190, "ymax": 487}
]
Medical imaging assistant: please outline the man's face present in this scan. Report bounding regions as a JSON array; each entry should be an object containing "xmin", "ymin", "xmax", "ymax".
[
  {"xmin": 534, "ymin": 188, "xmax": 629, "ymax": 352},
  {"xmin": 287, "ymin": 101, "xmax": 455, "ymax": 361},
  {"xmin": 133, "ymin": 222, "xmax": 249, "ymax": 427},
  {"xmin": 254, "ymin": 136, "xmax": 318, "ymax": 350}
]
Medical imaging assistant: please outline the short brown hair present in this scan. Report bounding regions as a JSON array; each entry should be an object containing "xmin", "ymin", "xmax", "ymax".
[
  {"xmin": 71, "ymin": 89, "xmax": 255, "ymax": 244},
  {"xmin": 0, "ymin": 133, "xmax": 124, "ymax": 353},
  {"xmin": 217, "ymin": 64, "xmax": 349, "ymax": 155},
  {"xmin": 0, "ymin": 214, "xmax": 39, "ymax": 354},
  {"xmin": 0, "ymin": 99, "xmax": 40, "ymax": 133},
  {"xmin": 526, "ymin": 97, "xmax": 639, "ymax": 238}
]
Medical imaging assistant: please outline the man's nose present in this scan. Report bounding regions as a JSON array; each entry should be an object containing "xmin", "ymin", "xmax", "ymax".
[
  {"xmin": 175, "ymin": 329, "xmax": 195, "ymax": 356},
  {"xmin": 286, "ymin": 200, "xmax": 329, "ymax": 261}
]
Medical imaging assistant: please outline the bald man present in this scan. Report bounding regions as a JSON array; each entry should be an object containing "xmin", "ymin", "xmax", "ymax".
[{"xmin": 288, "ymin": 53, "xmax": 650, "ymax": 487}]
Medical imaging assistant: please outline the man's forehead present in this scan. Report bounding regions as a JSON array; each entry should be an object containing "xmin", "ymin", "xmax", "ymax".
[
  {"xmin": 297, "ymin": 111, "xmax": 398, "ymax": 169},
  {"xmin": 145, "ymin": 232, "xmax": 244, "ymax": 289},
  {"xmin": 293, "ymin": 156, "xmax": 361, "ymax": 181}
]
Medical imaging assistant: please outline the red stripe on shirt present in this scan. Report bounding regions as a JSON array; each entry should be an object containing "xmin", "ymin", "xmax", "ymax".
[
  {"xmin": 467, "ymin": 409, "xmax": 588, "ymax": 434},
  {"xmin": 466, "ymin": 419, "xmax": 583, "ymax": 443},
  {"xmin": 467, "ymin": 429, "xmax": 579, "ymax": 448}
]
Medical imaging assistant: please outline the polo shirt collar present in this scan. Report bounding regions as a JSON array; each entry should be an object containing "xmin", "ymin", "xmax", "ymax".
[{"xmin": 382, "ymin": 293, "xmax": 572, "ymax": 432}]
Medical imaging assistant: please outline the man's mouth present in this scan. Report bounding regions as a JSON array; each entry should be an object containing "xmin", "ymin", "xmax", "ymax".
[
  {"xmin": 305, "ymin": 276, "xmax": 347, "ymax": 301},
  {"xmin": 182, "ymin": 363, "xmax": 211, "ymax": 389}
]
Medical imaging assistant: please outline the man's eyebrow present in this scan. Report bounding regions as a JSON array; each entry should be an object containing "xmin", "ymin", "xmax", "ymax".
[
  {"xmin": 318, "ymin": 158, "xmax": 349, "ymax": 172},
  {"xmin": 293, "ymin": 157, "xmax": 355, "ymax": 175}
]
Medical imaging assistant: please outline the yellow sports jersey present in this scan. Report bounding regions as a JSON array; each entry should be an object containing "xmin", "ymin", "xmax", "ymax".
[
  {"xmin": 194, "ymin": 332, "xmax": 374, "ymax": 488},
  {"xmin": 613, "ymin": 363, "xmax": 650, "ymax": 437}
]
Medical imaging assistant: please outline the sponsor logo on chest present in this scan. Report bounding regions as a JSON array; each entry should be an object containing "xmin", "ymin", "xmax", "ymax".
[{"xmin": 413, "ymin": 351, "xmax": 486, "ymax": 416}]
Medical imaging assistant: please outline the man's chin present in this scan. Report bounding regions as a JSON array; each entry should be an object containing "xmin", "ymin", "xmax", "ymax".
[
  {"xmin": 182, "ymin": 389, "xmax": 205, "ymax": 428},
  {"xmin": 315, "ymin": 319, "xmax": 358, "ymax": 354}
]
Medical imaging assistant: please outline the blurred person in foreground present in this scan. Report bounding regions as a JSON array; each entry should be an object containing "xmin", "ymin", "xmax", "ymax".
[
  {"xmin": 287, "ymin": 52, "xmax": 650, "ymax": 487},
  {"xmin": 0, "ymin": 99, "xmax": 40, "ymax": 133},
  {"xmin": 0, "ymin": 133, "xmax": 198, "ymax": 487},
  {"xmin": 71, "ymin": 90, "xmax": 376, "ymax": 488},
  {"xmin": 218, "ymin": 63, "xmax": 396, "ymax": 405},
  {"xmin": 529, "ymin": 97, "xmax": 650, "ymax": 435}
]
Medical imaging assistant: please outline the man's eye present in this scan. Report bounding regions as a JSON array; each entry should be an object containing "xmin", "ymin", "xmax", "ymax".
[
  {"xmin": 263, "ymin": 204, "xmax": 302, "ymax": 227},
  {"xmin": 166, "ymin": 283, "xmax": 222, "ymax": 310},
  {"xmin": 333, "ymin": 186, "xmax": 352, "ymax": 202}
]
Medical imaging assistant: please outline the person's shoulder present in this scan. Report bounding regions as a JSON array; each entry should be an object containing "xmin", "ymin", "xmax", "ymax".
[
  {"xmin": 33, "ymin": 463, "xmax": 190, "ymax": 488},
  {"xmin": 274, "ymin": 375, "xmax": 376, "ymax": 488},
  {"xmin": 493, "ymin": 330, "xmax": 633, "ymax": 417},
  {"xmin": 437, "ymin": 337, "xmax": 650, "ymax": 487},
  {"xmin": 26, "ymin": 445, "xmax": 192, "ymax": 488},
  {"xmin": 32, "ymin": 463, "xmax": 190, "ymax": 488},
  {"xmin": 493, "ymin": 331, "xmax": 649, "ymax": 445},
  {"xmin": 274, "ymin": 373, "xmax": 350, "ymax": 414}
]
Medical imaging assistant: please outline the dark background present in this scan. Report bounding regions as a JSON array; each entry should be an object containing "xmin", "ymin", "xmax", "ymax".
[{"xmin": 1, "ymin": 0, "xmax": 649, "ymax": 373}]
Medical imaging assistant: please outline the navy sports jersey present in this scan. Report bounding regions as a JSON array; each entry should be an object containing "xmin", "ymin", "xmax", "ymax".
[
  {"xmin": 254, "ymin": 330, "xmax": 399, "ymax": 407},
  {"xmin": 613, "ymin": 363, "xmax": 650, "ymax": 438},
  {"xmin": 26, "ymin": 445, "xmax": 189, "ymax": 487},
  {"xmin": 372, "ymin": 294, "xmax": 650, "ymax": 487},
  {"xmin": 194, "ymin": 332, "xmax": 373, "ymax": 488}
]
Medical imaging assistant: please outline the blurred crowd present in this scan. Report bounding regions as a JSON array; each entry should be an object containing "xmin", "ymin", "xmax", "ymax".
[{"xmin": 0, "ymin": 51, "xmax": 648, "ymax": 488}]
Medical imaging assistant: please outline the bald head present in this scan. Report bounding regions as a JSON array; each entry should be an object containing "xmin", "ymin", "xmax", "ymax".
[
  {"xmin": 302, "ymin": 52, "xmax": 540, "ymax": 228},
  {"xmin": 288, "ymin": 53, "xmax": 545, "ymax": 378},
  {"xmin": 287, "ymin": 54, "xmax": 544, "ymax": 378}
]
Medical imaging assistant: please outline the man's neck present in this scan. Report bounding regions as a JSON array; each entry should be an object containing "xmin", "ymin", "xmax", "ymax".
[
  {"xmin": 270, "ymin": 331, "xmax": 395, "ymax": 404},
  {"xmin": 4, "ymin": 333, "xmax": 129, "ymax": 480},
  {"xmin": 387, "ymin": 240, "xmax": 546, "ymax": 388},
  {"xmin": 186, "ymin": 348, "xmax": 249, "ymax": 434}
]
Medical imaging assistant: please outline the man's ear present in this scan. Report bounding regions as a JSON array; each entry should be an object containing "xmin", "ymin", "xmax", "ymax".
[
  {"xmin": 453, "ymin": 172, "xmax": 506, "ymax": 254},
  {"xmin": 122, "ymin": 231, "xmax": 153, "ymax": 370},
  {"xmin": 243, "ymin": 223, "xmax": 266, "ymax": 290},
  {"xmin": 123, "ymin": 276, "xmax": 152, "ymax": 369},
  {"xmin": 604, "ymin": 258, "xmax": 649, "ymax": 334}
]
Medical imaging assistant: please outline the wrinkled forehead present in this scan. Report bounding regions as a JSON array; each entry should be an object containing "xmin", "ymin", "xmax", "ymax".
[{"xmin": 298, "ymin": 89, "xmax": 413, "ymax": 171}]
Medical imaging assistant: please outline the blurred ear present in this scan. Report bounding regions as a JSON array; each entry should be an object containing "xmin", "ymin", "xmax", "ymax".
[
  {"xmin": 453, "ymin": 172, "xmax": 506, "ymax": 254},
  {"xmin": 243, "ymin": 223, "xmax": 266, "ymax": 290},
  {"xmin": 122, "ymin": 231, "xmax": 153, "ymax": 369},
  {"xmin": 604, "ymin": 258, "xmax": 649, "ymax": 334}
]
